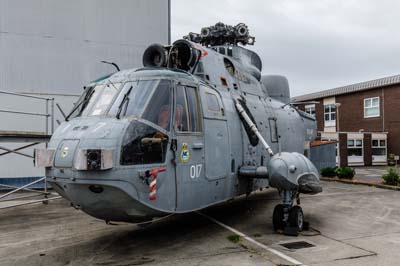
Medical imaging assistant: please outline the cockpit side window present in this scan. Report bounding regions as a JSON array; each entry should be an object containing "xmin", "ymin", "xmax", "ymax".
[
  {"xmin": 175, "ymin": 86, "xmax": 189, "ymax": 132},
  {"xmin": 141, "ymin": 80, "xmax": 172, "ymax": 130},
  {"xmin": 120, "ymin": 121, "xmax": 169, "ymax": 165},
  {"xmin": 186, "ymin": 87, "xmax": 202, "ymax": 132},
  {"xmin": 175, "ymin": 85, "xmax": 202, "ymax": 132}
]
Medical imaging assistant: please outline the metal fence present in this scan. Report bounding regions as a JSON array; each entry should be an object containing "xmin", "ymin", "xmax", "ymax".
[
  {"xmin": 310, "ymin": 142, "xmax": 337, "ymax": 171},
  {"xmin": 0, "ymin": 90, "xmax": 59, "ymax": 208}
]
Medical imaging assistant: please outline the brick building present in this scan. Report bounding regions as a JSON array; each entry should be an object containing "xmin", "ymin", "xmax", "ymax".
[{"xmin": 293, "ymin": 74, "xmax": 400, "ymax": 166}]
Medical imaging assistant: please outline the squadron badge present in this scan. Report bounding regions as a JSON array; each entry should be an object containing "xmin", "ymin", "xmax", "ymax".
[{"xmin": 180, "ymin": 143, "xmax": 190, "ymax": 163}]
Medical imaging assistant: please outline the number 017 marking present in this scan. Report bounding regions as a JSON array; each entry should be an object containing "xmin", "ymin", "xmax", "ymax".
[{"xmin": 190, "ymin": 164, "xmax": 202, "ymax": 179}]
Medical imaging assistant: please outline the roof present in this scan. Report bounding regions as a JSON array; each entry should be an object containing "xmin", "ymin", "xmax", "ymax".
[
  {"xmin": 310, "ymin": 140, "xmax": 337, "ymax": 148},
  {"xmin": 292, "ymin": 74, "xmax": 400, "ymax": 102}
]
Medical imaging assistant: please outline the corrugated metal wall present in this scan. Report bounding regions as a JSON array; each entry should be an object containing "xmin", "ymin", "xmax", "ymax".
[
  {"xmin": 0, "ymin": 0, "xmax": 170, "ymax": 178},
  {"xmin": 0, "ymin": 0, "xmax": 170, "ymax": 94},
  {"xmin": 310, "ymin": 143, "xmax": 337, "ymax": 171}
]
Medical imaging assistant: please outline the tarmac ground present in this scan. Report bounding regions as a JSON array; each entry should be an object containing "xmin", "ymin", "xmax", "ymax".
[
  {"xmin": 353, "ymin": 166, "xmax": 388, "ymax": 183},
  {"xmin": 1, "ymin": 180, "xmax": 400, "ymax": 266}
]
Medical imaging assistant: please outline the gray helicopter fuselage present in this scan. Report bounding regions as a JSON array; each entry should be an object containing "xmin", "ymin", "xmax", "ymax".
[{"xmin": 44, "ymin": 43, "xmax": 317, "ymax": 223}]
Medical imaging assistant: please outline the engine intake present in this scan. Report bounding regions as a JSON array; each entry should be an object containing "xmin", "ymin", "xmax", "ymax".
[
  {"xmin": 142, "ymin": 43, "xmax": 168, "ymax": 67},
  {"xmin": 168, "ymin": 40, "xmax": 201, "ymax": 71}
]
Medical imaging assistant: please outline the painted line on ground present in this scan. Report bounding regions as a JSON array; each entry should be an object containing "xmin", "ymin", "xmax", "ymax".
[{"xmin": 197, "ymin": 211, "xmax": 306, "ymax": 266}]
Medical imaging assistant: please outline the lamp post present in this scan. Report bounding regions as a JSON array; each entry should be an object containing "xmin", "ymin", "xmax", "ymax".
[{"xmin": 335, "ymin": 103, "xmax": 342, "ymax": 166}]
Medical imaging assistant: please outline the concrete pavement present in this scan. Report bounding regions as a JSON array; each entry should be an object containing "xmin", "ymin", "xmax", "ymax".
[{"xmin": 1, "ymin": 181, "xmax": 400, "ymax": 265}]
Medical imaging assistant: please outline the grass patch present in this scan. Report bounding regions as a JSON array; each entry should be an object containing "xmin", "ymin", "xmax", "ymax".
[
  {"xmin": 227, "ymin": 234, "xmax": 241, "ymax": 243},
  {"xmin": 253, "ymin": 233, "xmax": 262, "ymax": 237}
]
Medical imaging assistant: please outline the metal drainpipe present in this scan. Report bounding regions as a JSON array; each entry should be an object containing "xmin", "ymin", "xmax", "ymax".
[{"xmin": 382, "ymin": 88, "xmax": 385, "ymax": 132}]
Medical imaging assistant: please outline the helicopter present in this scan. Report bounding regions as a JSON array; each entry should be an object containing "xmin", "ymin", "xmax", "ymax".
[{"xmin": 35, "ymin": 22, "xmax": 322, "ymax": 234}]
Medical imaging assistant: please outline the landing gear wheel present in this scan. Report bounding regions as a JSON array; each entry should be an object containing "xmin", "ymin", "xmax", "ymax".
[
  {"xmin": 288, "ymin": 206, "xmax": 304, "ymax": 232},
  {"xmin": 273, "ymin": 204, "xmax": 285, "ymax": 231}
]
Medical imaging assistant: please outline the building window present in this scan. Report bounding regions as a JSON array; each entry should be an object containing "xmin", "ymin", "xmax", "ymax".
[
  {"xmin": 347, "ymin": 139, "xmax": 363, "ymax": 156},
  {"xmin": 372, "ymin": 139, "xmax": 387, "ymax": 156},
  {"xmin": 305, "ymin": 105, "xmax": 316, "ymax": 117},
  {"xmin": 324, "ymin": 104, "xmax": 336, "ymax": 126},
  {"xmin": 364, "ymin": 97, "xmax": 380, "ymax": 118}
]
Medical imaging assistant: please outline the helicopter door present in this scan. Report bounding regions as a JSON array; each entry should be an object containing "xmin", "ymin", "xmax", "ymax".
[
  {"xmin": 200, "ymin": 85, "xmax": 230, "ymax": 181},
  {"xmin": 174, "ymin": 85, "xmax": 205, "ymax": 211}
]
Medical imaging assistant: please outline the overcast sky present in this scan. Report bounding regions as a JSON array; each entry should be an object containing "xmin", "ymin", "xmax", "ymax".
[{"xmin": 171, "ymin": 0, "xmax": 400, "ymax": 96}]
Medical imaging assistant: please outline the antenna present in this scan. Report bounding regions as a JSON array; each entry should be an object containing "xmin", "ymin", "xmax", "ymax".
[{"xmin": 101, "ymin": 61, "xmax": 120, "ymax": 72}]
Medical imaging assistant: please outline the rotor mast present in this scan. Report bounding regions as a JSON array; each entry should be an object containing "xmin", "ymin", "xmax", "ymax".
[{"xmin": 184, "ymin": 22, "xmax": 255, "ymax": 47}]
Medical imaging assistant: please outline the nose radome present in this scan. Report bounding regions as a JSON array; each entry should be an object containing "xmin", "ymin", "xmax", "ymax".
[
  {"xmin": 267, "ymin": 152, "xmax": 321, "ymax": 192},
  {"xmin": 268, "ymin": 157, "xmax": 297, "ymax": 190}
]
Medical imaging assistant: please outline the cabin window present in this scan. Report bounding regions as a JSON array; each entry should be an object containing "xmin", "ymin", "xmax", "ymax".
[
  {"xmin": 269, "ymin": 118, "xmax": 278, "ymax": 143},
  {"xmin": 205, "ymin": 93, "xmax": 220, "ymax": 112},
  {"xmin": 175, "ymin": 85, "xmax": 202, "ymax": 132},
  {"xmin": 224, "ymin": 58, "xmax": 235, "ymax": 76},
  {"xmin": 120, "ymin": 121, "xmax": 169, "ymax": 165},
  {"xmin": 227, "ymin": 47, "xmax": 233, "ymax": 56}
]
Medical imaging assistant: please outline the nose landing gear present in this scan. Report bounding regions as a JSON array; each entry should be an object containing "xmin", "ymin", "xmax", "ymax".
[{"xmin": 273, "ymin": 190, "xmax": 305, "ymax": 236}]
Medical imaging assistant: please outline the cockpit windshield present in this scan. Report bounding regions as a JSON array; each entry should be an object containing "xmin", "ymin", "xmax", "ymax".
[
  {"xmin": 67, "ymin": 79, "xmax": 172, "ymax": 131},
  {"xmin": 109, "ymin": 79, "xmax": 172, "ymax": 131},
  {"xmin": 67, "ymin": 82, "xmax": 120, "ymax": 119}
]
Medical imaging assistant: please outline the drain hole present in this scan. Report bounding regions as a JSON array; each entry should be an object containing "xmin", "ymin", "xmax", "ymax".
[{"xmin": 280, "ymin": 241, "xmax": 315, "ymax": 250}]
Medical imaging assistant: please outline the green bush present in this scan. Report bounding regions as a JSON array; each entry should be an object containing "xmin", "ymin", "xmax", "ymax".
[
  {"xmin": 335, "ymin": 167, "xmax": 355, "ymax": 179},
  {"xmin": 382, "ymin": 168, "xmax": 399, "ymax": 186},
  {"xmin": 320, "ymin": 167, "xmax": 337, "ymax": 177}
]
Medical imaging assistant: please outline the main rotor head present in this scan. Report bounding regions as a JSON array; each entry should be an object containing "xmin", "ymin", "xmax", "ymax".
[{"xmin": 184, "ymin": 22, "xmax": 255, "ymax": 47}]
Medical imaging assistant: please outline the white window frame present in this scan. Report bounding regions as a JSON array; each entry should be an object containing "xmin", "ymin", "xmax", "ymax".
[
  {"xmin": 324, "ymin": 104, "xmax": 336, "ymax": 127},
  {"xmin": 372, "ymin": 139, "xmax": 387, "ymax": 163},
  {"xmin": 305, "ymin": 104, "xmax": 316, "ymax": 117},
  {"xmin": 347, "ymin": 138, "xmax": 364, "ymax": 165},
  {"xmin": 364, "ymin": 97, "xmax": 380, "ymax": 118}
]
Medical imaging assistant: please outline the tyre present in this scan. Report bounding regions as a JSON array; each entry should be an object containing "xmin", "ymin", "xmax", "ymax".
[
  {"xmin": 273, "ymin": 204, "xmax": 285, "ymax": 231},
  {"xmin": 288, "ymin": 206, "xmax": 304, "ymax": 231}
]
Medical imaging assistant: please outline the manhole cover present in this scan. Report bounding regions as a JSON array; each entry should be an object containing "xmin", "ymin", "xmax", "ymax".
[{"xmin": 280, "ymin": 241, "xmax": 315, "ymax": 250}]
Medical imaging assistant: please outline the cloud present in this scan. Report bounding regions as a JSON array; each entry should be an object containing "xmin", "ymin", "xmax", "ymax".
[{"xmin": 172, "ymin": 0, "xmax": 400, "ymax": 96}]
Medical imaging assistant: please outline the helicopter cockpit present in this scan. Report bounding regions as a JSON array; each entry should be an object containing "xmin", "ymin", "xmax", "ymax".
[
  {"xmin": 59, "ymin": 75, "xmax": 204, "ymax": 169},
  {"xmin": 67, "ymin": 79, "xmax": 171, "ymax": 125}
]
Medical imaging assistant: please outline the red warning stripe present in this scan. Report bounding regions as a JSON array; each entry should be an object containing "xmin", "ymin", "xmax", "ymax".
[{"xmin": 148, "ymin": 166, "xmax": 167, "ymax": 201}]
